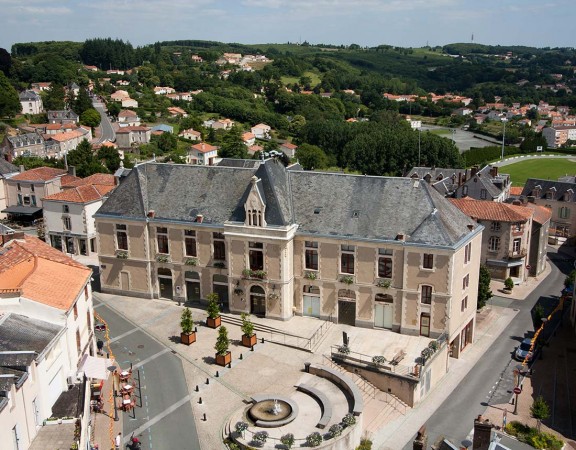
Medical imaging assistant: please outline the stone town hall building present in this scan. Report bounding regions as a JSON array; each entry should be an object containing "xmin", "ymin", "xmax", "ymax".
[{"xmin": 95, "ymin": 159, "xmax": 483, "ymax": 357}]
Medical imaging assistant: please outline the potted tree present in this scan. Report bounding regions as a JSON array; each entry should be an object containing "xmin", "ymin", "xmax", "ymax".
[
  {"xmin": 206, "ymin": 292, "xmax": 221, "ymax": 328},
  {"xmin": 503, "ymin": 277, "xmax": 514, "ymax": 294},
  {"xmin": 180, "ymin": 307, "xmax": 196, "ymax": 345},
  {"xmin": 215, "ymin": 326, "xmax": 231, "ymax": 366},
  {"xmin": 240, "ymin": 312, "xmax": 257, "ymax": 347}
]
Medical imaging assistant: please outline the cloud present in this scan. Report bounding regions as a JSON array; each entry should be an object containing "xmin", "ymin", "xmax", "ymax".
[
  {"xmin": 17, "ymin": 6, "xmax": 72, "ymax": 15},
  {"xmin": 241, "ymin": 0, "xmax": 459, "ymax": 13}
]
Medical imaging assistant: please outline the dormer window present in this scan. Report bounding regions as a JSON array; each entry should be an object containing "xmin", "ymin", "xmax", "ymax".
[
  {"xmin": 546, "ymin": 187, "xmax": 556, "ymax": 200},
  {"xmin": 564, "ymin": 189, "xmax": 573, "ymax": 202},
  {"xmin": 532, "ymin": 185, "xmax": 541, "ymax": 197},
  {"xmin": 244, "ymin": 175, "xmax": 266, "ymax": 227}
]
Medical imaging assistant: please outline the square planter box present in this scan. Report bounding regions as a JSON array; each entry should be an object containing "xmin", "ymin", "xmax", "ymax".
[
  {"xmin": 206, "ymin": 316, "xmax": 221, "ymax": 329},
  {"xmin": 181, "ymin": 331, "xmax": 196, "ymax": 345},
  {"xmin": 215, "ymin": 351, "xmax": 231, "ymax": 367},
  {"xmin": 241, "ymin": 334, "xmax": 257, "ymax": 348}
]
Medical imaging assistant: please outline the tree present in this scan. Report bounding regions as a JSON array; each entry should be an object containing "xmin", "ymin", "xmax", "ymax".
[
  {"xmin": 0, "ymin": 71, "xmax": 21, "ymax": 117},
  {"xmin": 42, "ymin": 84, "xmax": 65, "ymax": 111},
  {"xmin": 219, "ymin": 126, "xmax": 247, "ymax": 159},
  {"xmin": 80, "ymin": 108, "xmax": 101, "ymax": 134},
  {"xmin": 214, "ymin": 326, "xmax": 229, "ymax": 356},
  {"xmin": 67, "ymin": 139, "xmax": 107, "ymax": 177},
  {"xmin": 477, "ymin": 265, "xmax": 493, "ymax": 309},
  {"xmin": 0, "ymin": 48, "xmax": 11, "ymax": 76},
  {"xmin": 156, "ymin": 132, "xmax": 178, "ymax": 154},
  {"xmin": 107, "ymin": 102, "xmax": 121, "ymax": 119},
  {"xmin": 530, "ymin": 396, "xmax": 550, "ymax": 431},
  {"xmin": 97, "ymin": 145, "xmax": 121, "ymax": 172},
  {"xmin": 74, "ymin": 88, "xmax": 92, "ymax": 116},
  {"xmin": 295, "ymin": 144, "xmax": 328, "ymax": 170}
]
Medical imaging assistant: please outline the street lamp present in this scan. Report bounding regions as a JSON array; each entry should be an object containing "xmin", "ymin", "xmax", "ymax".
[{"xmin": 501, "ymin": 118, "xmax": 508, "ymax": 161}]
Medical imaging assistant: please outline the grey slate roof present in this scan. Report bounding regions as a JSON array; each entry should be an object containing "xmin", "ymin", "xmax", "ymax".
[
  {"xmin": 97, "ymin": 160, "xmax": 477, "ymax": 247},
  {"xmin": 47, "ymin": 110, "xmax": 79, "ymax": 120},
  {"xmin": 0, "ymin": 313, "xmax": 61, "ymax": 355},
  {"xmin": 218, "ymin": 158, "xmax": 263, "ymax": 169},
  {"xmin": 7, "ymin": 132, "xmax": 44, "ymax": 147},
  {"xmin": 19, "ymin": 90, "xmax": 40, "ymax": 101},
  {"xmin": 522, "ymin": 178, "xmax": 576, "ymax": 201},
  {"xmin": 0, "ymin": 158, "xmax": 18, "ymax": 176}
]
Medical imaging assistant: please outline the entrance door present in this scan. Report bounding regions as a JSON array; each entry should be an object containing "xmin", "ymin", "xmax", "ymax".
[
  {"xmin": 158, "ymin": 268, "xmax": 173, "ymax": 300},
  {"xmin": 250, "ymin": 285, "xmax": 266, "ymax": 317},
  {"xmin": 212, "ymin": 274, "xmax": 229, "ymax": 309},
  {"xmin": 79, "ymin": 239, "xmax": 87, "ymax": 255},
  {"xmin": 186, "ymin": 281, "xmax": 201, "ymax": 302},
  {"xmin": 338, "ymin": 300, "xmax": 356, "ymax": 326},
  {"xmin": 303, "ymin": 295, "xmax": 320, "ymax": 318},
  {"xmin": 420, "ymin": 313, "xmax": 430, "ymax": 337},
  {"xmin": 374, "ymin": 304, "xmax": 393, "ymax": 329}
]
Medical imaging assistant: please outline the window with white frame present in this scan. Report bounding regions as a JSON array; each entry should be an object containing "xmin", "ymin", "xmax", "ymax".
[
  {"xmin": 157, "ymin": 227, "xmax": 169, "ymax": 254},
  {"xmin": 305, "ymin": 241, "xmax": 319, "ymax": 270},
  {"xmin": 184, "ymin": 230, "xmax": 197, "ymax": 257},
  {"xmin": 461, "ymin": 296, "xmax": 468, "ymax": 312},
  {"xmin": 559, "ymin": 207, "xmax": 570, "ymax": 219},
  {"xmin": 378, "ymin": 248, "xmax": 393, "ymax": 278},
  {"xmin": 464, "ymin": 242, "xmax": 472, "ymax": 264},
  {"xmin": 249, "ymin": 242, "xmax": 264, "ymax": 271},
  {"xmin": 513, "ymin": 238, "xmax": 521, "ymax": 254},
  {"xmin": 63, "ymin": 216, "xmax": 71, "ymax": 231},
  {"xmin": 462, "ymin": 274, "xmax": 469, "ymax": 290},
  {"xmin": 340, "ymin": 245, "xmax": 355, "ymax": 274},
  {"xmin": 421, "ymin": 285, "xmax": 432, "ymax": 304},
  {"xmin": 116, "ymin": 224, "xmax": 128, "ymax": 250},
  {"xmin": 488, "ymin": 236, "xmax": 500, "ymax": 251}
]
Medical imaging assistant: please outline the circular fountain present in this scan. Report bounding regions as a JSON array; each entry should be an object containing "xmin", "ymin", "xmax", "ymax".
[{"xmin": 248, "ymin": 396, "xmax": 298, "ymax": 427}]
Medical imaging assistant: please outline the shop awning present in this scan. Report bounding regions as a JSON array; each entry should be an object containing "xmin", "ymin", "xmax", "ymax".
[
  {"xmin": 78, "ymin": 354, "xmax": 114, "ymax": 380},
  {"xmin": 1, "ymin": 205, "xmax": 42, "ymax": 216}
]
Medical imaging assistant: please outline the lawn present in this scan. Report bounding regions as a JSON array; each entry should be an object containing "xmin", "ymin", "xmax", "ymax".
[
  {"xmin": 281, "ymin": 71, "xmax": 321, "ymax": 87},
  {"xmin": 502, "ymin": 157, "xmax": 576, "ymax": 187}
]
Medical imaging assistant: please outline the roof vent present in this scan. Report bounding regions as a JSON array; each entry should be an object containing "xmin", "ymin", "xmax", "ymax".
[
  {"xmin": 195, "ymin": 214, "xmax": 204, "ymax": 223},
  {"xmin": 147, "ymin": 210, "xmax": 155, "ymax": 218},
  {"xmin": 352, "ymin": 210, "xmax": 360, "ymax": 218},
  {"xmin": 314, "ymin": 207, "xmax": 322, "ymax": 214},
  {"xmin": 413, "ymin": 179, "xmax": 419, "ymax": 188},
  {"xmin": 395, "ymin": 233, "xmax": 405, "ymax": 241},
  {"xmin": 467, "ymin": 224, "xmax": 474, "ymax": 231}
]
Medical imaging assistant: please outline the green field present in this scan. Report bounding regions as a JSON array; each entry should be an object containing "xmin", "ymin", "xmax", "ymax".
[
  {"xmin": 280, "ymin": 71, "xmax": 322, "ymax": 87},
  {"xmin": 502, "ymin": 158, "xmax": 576, "ymax": 187}
]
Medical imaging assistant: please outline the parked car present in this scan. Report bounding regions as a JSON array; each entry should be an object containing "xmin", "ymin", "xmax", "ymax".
[{"xmin": 515, "ymin": 338, "xmax": 534, "ymax": 362}]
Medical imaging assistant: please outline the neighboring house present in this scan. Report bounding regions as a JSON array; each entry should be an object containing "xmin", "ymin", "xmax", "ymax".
[
  {"xmin": 521, "ymin": 178, "xmax": 576, "ymax": 244},
  {"xmin": 248, "ymin": 144, "xmax": 264, "ymax": 156},
  {"xmin": 523, "ymin": 201, "xmax": 552, "ymax": 277},
  {"xmin": 279, "ymin": 142, "xmax": 298, "ymax": 158},
  {"xmin": 179, "ymin": 128, "xmax": 201, "ymax": 141},
  {"xmin": 117, "ymin": 110, "xmax": 141, "ymax": 127},
  {"xmin": 19, "ymin": 90, "xmax": 43, "ymax": 114},
  {"xmin": 251, "ymin": 123, "xmax": 271, "ymax": 139},
  {"xmin": 167, "ymin": 107, "xmax": 188, "ymax": 118},
  {"xmin": 47, "ymin": 110, "xmax": 79, "ymax": 125},
  {"xmin": 68, "ymin": 82, "xmax": 80, "ymax": 97},
  {"xmin": 0, "ymin": 159, "xmax": 19, "ymax": 219},
  {"xmin": 187, "ymin": 142, "xmax": 218, "ymax": 165},
  {"xmin": 0, "ymin": 234, "xmax": 95, "ymax": 450},
  {"xmin": 450, "ymin": 198, "xmax": 533, "ymax": 281},
  {"xmin": 408, "ymin": 165, "xmax": 511, "ymax": 202},
  {"xmin": 95, "ymin": 160, "xmax": 482, "ymax": 361},
  {"xmin": 542, "ymin": 125, "xmax": 576, "ymax": 148},
  {"xmin": 204, "ymin": 119, "xmax": 234, "ymax": 130},
  {"xmin": 151, "ymin": 124, "xmax": 174, "ymax": 134},
  {"xmin": 2, "ymin": 167, "xmax": 69, "ymax": 223},
  {"xmin": 405, "ymin": 116, "xmax": 422, "ymax": 129},
  {"xmin": 242, "ymin": 132, "xmax": 256, "ymax": 147},
  {"xmin": 0, "ymin": 132, "xmax": 45, "ymax": 160},
  {"xmin": 110, "ymin": 90, "xmax": 129, "ymax": 102},
  {"xmin": 30, "ymin": 82, "xmax": 52, "ymax": 92},
  {"xmin": 121, "ymin": 98, "xmax": 138, "ymax": 108},
  {"xmin": 43, "ymin": 178, "xmax": 116, "ymax": 256},
  {"xmin": 44, "ymin": 127, "xmax": 91, "ymax": 156},
  {"xmin": 115, "ymin": 126, "xmax": 151, "ymax": 148}
]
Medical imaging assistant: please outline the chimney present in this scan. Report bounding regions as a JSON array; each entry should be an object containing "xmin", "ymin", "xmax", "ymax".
[
  {"xmin": 412, "ymin": 426, "xmax": 427, "ymax": 450},
  {"xmin": 471, "ymin": 165, "xmax": 479, "ymax": 177},
  {"xmin": 472, "ymin": 415, "xmax": 493, "ymax": 450},
  {"xmin": 395, "ymin": 233, "xmax": 405, "ymax": 241},
  {"xmin": 490, "ymin": 165, "xmax": 498, "ymax": 178},
  {"xmin": 68, "ymin": 165, "xmax": 76, "ymax": 177},
  {"xmin": 196, "ymin": 214, "xmax": 203, "ymax": 223},
  {"xmin": 527, "ymin": 196, "xmax": 535, "ymax": 204},
  {"xmin": 458, "ymin": 172, "xmax": 463, "ymax": 187},
  {"xmin": 147, "ymin": 210, "xmax": 155, "ymax": 218},
  {"xmin": 467, "ymin": 224, "xmax": 474, "ymax": 231},
  {"xmin": 512, "ymin": 200, "xmax": 521, "ymax": 206}
]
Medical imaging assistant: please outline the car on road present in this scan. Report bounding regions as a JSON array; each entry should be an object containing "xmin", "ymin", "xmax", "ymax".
[{"xmin": 515, "ymin": 337, "xmax": 534, "ymax": 362}]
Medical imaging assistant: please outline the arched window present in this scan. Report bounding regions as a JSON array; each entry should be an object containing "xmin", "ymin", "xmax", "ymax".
[{"xmin": 250, "ymin": 285, "xmax": 266, "ymax": 295}]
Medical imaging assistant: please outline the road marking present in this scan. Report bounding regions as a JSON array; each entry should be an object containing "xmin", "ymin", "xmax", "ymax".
[
  {"xmin": 123, "ymin": 395, "xmax": 191, "ymax": 443},
  {"xmin": 94, "ymin": 303, "xmax": 105, "ymax": 309},
  {"xmin": 132, "ymin": 348, "xmax": 170, "ymax": 370},
  {"xmin": 110, "ymin": 327, "xmax": 139, "ymax": 343}
]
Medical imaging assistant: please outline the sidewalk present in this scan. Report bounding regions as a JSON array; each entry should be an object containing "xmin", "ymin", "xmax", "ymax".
[
  {"xmin": 90, "ymin": 367, "xmax": 123, "ymax": 450},
  {"xmin": 489, "ymin": 260, "xmax": 552, "ymax": 301}
]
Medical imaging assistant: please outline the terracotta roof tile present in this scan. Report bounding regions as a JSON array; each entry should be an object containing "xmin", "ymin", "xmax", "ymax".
[
  {"xmin": 450, "ymin": 198, "xmax": 533, "ymax": 222},
  {"xmin": 191, "ymin": 142, "xmax": 218, "ymax": 153},
  {"xmin": 43, "ymin": 184, "xmax": 115, "ymax": 203},
  {"xmin": 509, "ymin": 187, "xmax": 524, "ymax": 196},
  {"xmin": 525, "ymin": 203, "xmax": 552, "ymax": 225},
  {"xmin": 11, "ymin": 167, "xmax": 66, "ymax": 182},
  {"xmin": 0, "ymin": 236, "xmax": 90, "ymax": 310},
  {"xmin": 61, "ymin": 174, "xmax": 81, "ymax": 186},
  {"xmin": 66, "ymin": 173, "xmax": 116, "ymax": 188}
]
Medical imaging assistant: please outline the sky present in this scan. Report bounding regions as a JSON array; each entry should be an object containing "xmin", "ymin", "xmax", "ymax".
[{"xmin": 1, "ymin": 0, "xmax": 574, "ymax": 51}]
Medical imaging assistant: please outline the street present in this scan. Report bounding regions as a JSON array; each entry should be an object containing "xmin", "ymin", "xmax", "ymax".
[
  {"xmin": 403, "ymin": 249, "xmax": 572, "ymax": 448},
  {"xmin": 93, "ymin": 99, "xmax": 116, "ymax": 143},
  {"xmin": 93, "ymin": 293, "xmax": 201, "ymax": 450}
]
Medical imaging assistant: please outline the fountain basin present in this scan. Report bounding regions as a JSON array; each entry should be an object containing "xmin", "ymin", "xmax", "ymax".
[{"xmin": 249, "ymin": 395, "xmax": 299, "ymax": 428}]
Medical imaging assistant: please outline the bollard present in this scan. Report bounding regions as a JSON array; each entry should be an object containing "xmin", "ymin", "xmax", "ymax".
[
  {"xmin": 215, "ymin": 371, "xmax": 219, "ymax": 378},
  {"xmin": 203, "ymin": 413, "xmax": 207, "ymax": 421},
  {"xmin": 228, "ymin": 363, "xmax": 231, "ymax": 369},
  {"xmin": 261, "ymin": 337, "xmax": 264, "ymax": 344},
  {"xmin": 195, "ymin": 326, "xmax": 198, "ymax": 333},
  {"xmin": 251, "ymin": 346, "xmax": 254, "ymax": 352},
  {"xmin": 239, "ymin": 354, "xmax": 243, "ymax": 360},
  {"xmin": 206, "ymin": 378, "xmax": 210, "ymax": 385},
  {"xmin": 199, "ymin": 397, "xmax": 202, "ymax": 404},
  {"xmin": 195, "ymin": 385, "xmax": 199, "ymax": 392}
]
